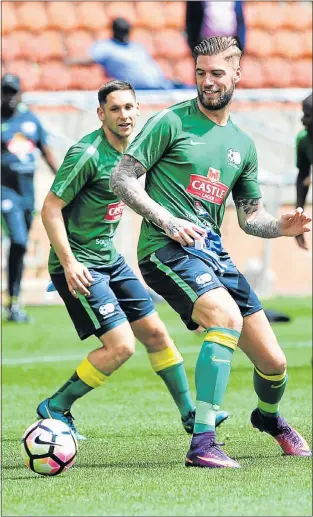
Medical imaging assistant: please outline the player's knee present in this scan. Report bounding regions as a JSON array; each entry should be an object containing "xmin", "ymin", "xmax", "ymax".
[
  {"xmin": 193, "ymin": 289, "xmax": 243, "ymax": 332},
  {"xmin": 117, "ymin": 340, "xmax": 135, "ymax": 362},
  {"xmin": 256, "ymin": 348, "xmax": 287, "ymax": 375},
  {"xmin": 133, "ymin": 314, "xmax": 172, "ymax": 352}
]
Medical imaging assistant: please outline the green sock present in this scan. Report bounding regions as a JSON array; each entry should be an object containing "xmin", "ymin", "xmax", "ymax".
[
  {"xmin": 195, "ymin": 328, "xmax": 240, "ymax": 433},
  {"xmin": 254, "ymin": 367, "xmax": 288, "ymax": 418},
  {"xmin": 49, "ymin": 372, "xmax": 94, "ymax": 412},
  {"xmin": 157, "ymin": 362, "xmax": 194, "ymax": 419}
]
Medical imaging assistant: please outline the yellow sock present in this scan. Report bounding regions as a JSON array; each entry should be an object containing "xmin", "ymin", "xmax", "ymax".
[
  {"xmin": 76, "ymin": 358, "xmax": 108, "ymax": 388},
  {"xmin": 148, "ymin": 344, "xmax": 183, "ymax": 373}
]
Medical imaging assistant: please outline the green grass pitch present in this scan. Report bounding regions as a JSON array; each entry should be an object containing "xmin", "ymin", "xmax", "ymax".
[{"xmin": 2, "ymin": 297, "xmax": 312, "ymax": 516}]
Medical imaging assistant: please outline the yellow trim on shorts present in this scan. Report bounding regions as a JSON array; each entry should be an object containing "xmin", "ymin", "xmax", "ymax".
[
  {"xmin": 254, "ymin": 367, "xmax": 286, "ymax": 382},
  {"xmin": 204, "ymin": 330, "xmax": 239, "ymax": 351},
  {"xmin": 148, "ymin": 345, "xmax": 183, "ymax": 373},
  {"xmin": 76, "ymin": 357, "xmax": 108, "ymax": 388}
]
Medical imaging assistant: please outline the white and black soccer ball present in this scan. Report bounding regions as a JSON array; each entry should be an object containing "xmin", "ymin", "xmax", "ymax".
[{"xmin": 21, "ymin": 419, "xmax": 77, "ymax": 476}]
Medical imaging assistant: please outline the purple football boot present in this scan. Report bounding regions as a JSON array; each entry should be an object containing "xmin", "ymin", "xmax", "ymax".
[{"xmin": 185, "ymin": 431, "xmax": 241, "ymax": 468}]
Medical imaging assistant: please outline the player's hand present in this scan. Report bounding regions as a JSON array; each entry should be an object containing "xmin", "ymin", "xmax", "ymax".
[
  {"xmin": 303, "ymin": 177, "xmax": 311, "ymax": 187},
  {"xmin": 295, "ymin": 234, "xmax": 309, "ymax": 250},
  {"xmin": 279, "ymin": 207, "xmax": 311, "ymax": 237},
  {"xmin": 162, "ymin": 215, "xmax": 206, "ymax": 246},
  {"xmin": 63, "ymin": 259, "xmax": 94, "ymax": 298}
]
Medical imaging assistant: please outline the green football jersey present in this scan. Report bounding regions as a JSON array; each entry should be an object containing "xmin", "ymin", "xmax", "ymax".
[
  {"xmin": 126, "ymin": 97, "xmax": 261, "ymax": 261},
  {"xmin": 296, "ymin": 128, "xmax": 312, "ymax": 168},
  {"xmin": 49, "ymin": 128, "xmax": 125, "ymax": 274}
]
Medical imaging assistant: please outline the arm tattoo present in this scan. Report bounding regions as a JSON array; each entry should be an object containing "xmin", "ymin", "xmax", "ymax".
[
  {"xmin": 234, "ymin": 197, "xmax": 281, "ymax": 238},
  {"xmin": 110, "ymin": 154, "xmax": 171, "ymax": 229}
]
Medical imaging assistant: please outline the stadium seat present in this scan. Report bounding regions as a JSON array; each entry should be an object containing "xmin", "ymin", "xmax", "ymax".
[
  {"xmin": 6, "ymin": 30, "xmax": 34, "ymax": 60},
  {"xmin": 245, "ymin": 30, "xmax": 274, "ymax": 57},
  {"xmin": 254, "ymin": 3, "xmax": 286, "ymax": 31},
  {"xmin": 262, "ymin": 57, "xmax": 292, "ymax": 88},
  {"xmin": 302, "ymin": 30, "xmax": 313, "ymax": 58},
  {"xmin": 69, "ymin": 64, "xmax": 107, "ymax": 90},
  {"xmin": 93, "ymin": 29, "xmax": 111, "ymax": 41},
  {"xmin": 33, "ymin": 31, "xmax": 66, "ymax": 62},
  {"xmin": 136, "ymin": 2, "xmax": 166, "ymax": 29},
  {"xmin": 2, "ymin": 2, "xmax": 18, "ymax": 34},
  {"xmin": 15, "ymin": 2, "xmax": 48, "ymax": 32},
  {"xmin": 46, "ymin": 2, "xmax": 78, "ymax": 32},
  {"xmin": 40, "ymin": 61, "xmax": 72, "ymax": 91},
  {"xmin": 75, "ymin": 2, "xmax": 109, "ymax": 31},
  {"xmin": 130, "ymin": 28, "xmax": 156, "ymax": 57},
  {"xmin": 273, "ymin": 31, "xmax": 303, "ymax": 59},
  {"xmin": 105, "ymin": 2, "xmax": 137, "ymax": 25},
  {"xmin": 155, "ymin": 58, "xmax": 175, "ymax": 81},
  {"xmin": 163, "ymin": 2, "xmax": 186, "ymax": 30},
  {"xmin": 172, "ymin": 58, "xmax": 196, "ymax": 86},
  {"xmin": 154, "ymin": 29, "xmax": 190, "ymax": 59},
  {"xmin": 2, "ymin": 34, "xmax": 21, "ymax": 61},
  {"xmin": 283, "ymin": 2, "xmax": 312, "ymax": 30},
  {"xmin": 291, "ymin": 59, "xmax": 312, "ymax": 88},
  {"xmin": 244, "ymin": 2, "xmax": 262, "ymax": 29},
  {"xmin": 5, "ymin": 60, "xmax": 40, "ymax": 91},
  {"xmin": 238, "ymin": 57, "xmax": 265, "ymax": 89},
  {"xmin": 65, "ymin": 30, "xmax": 95, "ymax": 59}
]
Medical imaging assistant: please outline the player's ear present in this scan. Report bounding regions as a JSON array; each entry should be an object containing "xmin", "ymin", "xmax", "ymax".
[
  {"xmin": 97, "ymin": 105, "xmax": 105, "ymax": 123},
  {"xmin": 136, "ymin": 101, "xmax": 140, "ymax": 116},
  {"xmin": 234, "ymin": 66, "xmax": 241, "ymax": 85}
]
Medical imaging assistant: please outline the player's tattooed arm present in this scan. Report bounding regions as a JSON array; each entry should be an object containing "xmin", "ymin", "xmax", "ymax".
[
  {"xmin": 234, "ymin": 197, "xmax": 281, "ymax": 238},
  {"xmin": 110, "ymin": 154, "xmax": 206, "ymax": 245}
]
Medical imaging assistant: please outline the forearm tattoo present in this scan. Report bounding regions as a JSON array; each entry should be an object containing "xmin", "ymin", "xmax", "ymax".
[
  {"xmin": 110, "ymin": 154, "xmax": 169, "ymax": 229},
  {"xmin": 235, "ymin": 197, "xmax": 281, "ymax": 238}
]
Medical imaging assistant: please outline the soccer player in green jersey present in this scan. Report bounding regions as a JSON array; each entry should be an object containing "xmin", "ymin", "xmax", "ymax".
[
  {"xmin": 295, "ymin": 93, "xmax": 312, "ymax": 250},
  {"xmin": 37, "ymin": 80, "xmax": 227, "ymax": 440},
  {"xmin": 111, "ymin": 37, "xmax": 312, "ymax": 468}
]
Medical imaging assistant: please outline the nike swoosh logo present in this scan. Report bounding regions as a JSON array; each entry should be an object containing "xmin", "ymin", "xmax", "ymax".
[
  {"xmin": 271, "ymin": 380, "xmax": 286, "ymax": 389},
  {"xmin": 197, "ymin": 456, "xmax": 239, "ymax": 467},
  {"xmin": 212, "ymin": 356, "xmax": 231, "ymax": 364},
  {"xmin": 34, "ymin": 435, "xmax": 61, "ymax": 447},
  {"xmin": 190, "ymin": 140, "xmax": 206, "ymax": 146}
]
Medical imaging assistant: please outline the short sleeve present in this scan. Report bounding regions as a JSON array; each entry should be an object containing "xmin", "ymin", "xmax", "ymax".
[
  {"xmin": 232, "ymin": 140, "xmax": 262, "ymax": 200},
  {"xmin": 51, "ymin": 145, "xmax": 96, "ymax": 204},
  {"xmin": 126, "ymin": 110, "xmax": 181, "ymax": 170},
  {"xmin": 90, "ymin": 41, "xmax": 109, "ymax": 63}
]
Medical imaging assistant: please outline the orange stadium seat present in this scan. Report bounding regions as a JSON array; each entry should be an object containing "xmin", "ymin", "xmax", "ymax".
[
  {"xmin": 15, "ymin": 2, "xmax": 48, "ymax": 32},
  {"xmin": 291, "ymin": 59, "xmax": 312, "ymax": 88},
  {"xmin": 93, "ymin": 29, "xmax": 111, "ymax": 41},
  {"xmin": 2, "ymin": 34, "xmax": 21, "ymax": 61},
  {"xmin": 40, "ymin": 61, "xmax": 72, "ymax": 91},
  {"xmin": 5, "ymin": 60, "xmax": 40, "ymax": 91},
  {"xmin": 283, "ymin": 2, "xmax": 312, "ymax": 30},
  {"xmin": 69, "ymin": 64, "xmax": 107, "ymax": 90},
  {"xmin": 46, "ymin": 2, "xmax": 78, "ymax": 32},
  {"xmin": 302, "ymin": 30, "xmax": 313, "ymax": 58},
  {"xmin": 33, "ymin": 30, "xmax": 66, "ymax": 62},
  {"xmin": 105, "ymin": 2, "xmax": 137, "ymax": 25},
  {"xmin": 163, "ymin": 2, "xmax": 186, "ymax": 30},
  {"xmin": 75, "ymin": 2, "xmax": 109, "ymax": 31},
  {"xmin": 65, "ymin": 30, "xmax": 95, "ymax": 59},
  {"xmin": 262, "ymin": 57, "xmax": 292, "ymax": 88},
  {"xmin": 254, "ymin": 3, "xmax": 286, "ymax": 31},
  {"xmin": 173, "ymin": 58, "xmax": 196, "ymax": 86},
  {"xmin": 272, "ymin": 31, "xmax": 303, "ymax": 59},
  {"xmin": 130, "ymin": 28, "xmax": 156, "ymax": 57},
  {"xmin": 154, "ymin": 29, "xmax": 190, "ymax": 59},
  {"xmin": 155, "ymin": 58, "xmax": 175, "ymax": 81},
  {"xmin": 136, "ymin": 2, "xmax": 166, "ymax": 29},
  {"xmin": 238, "ymin": 57, "xmax": 265, "ymax": 89},
  {"xmin": 244, "ymin": 2, "xmax": 263, "ymax": 29},
  {"xmin": 245, "ymin": 30, "xmax": 274, "ymax": 58},
  {"xmin": 7, "ymin": 30, "xmax": 34, "ymax": 60},
  {"xmin": 2, "ymin": 2, "xmax": 18, "ymax": 34}
]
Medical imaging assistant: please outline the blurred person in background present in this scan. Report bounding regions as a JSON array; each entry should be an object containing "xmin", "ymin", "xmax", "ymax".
[
  {"xmin": 295, "ymin": 93, "xmax": 312, "ymax": 250},
  {"xmin": 1, "ymin": 74, "xmax": 58, "ymax": 323},
  {"xmin": 186, "ymin": 1, "xmax": 245, "ymax": 52},
  {"xmin": 66, "ymin": 17, "xmax": 177, "ymax": 90}
]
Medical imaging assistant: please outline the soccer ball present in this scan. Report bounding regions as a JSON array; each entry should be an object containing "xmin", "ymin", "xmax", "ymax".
[{"xmin": 21, "ymin": 419, "xmax": 77, "ymax": 476}]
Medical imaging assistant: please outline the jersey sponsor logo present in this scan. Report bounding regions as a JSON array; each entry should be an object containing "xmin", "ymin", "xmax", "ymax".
[
  {"xmin": 104, "ymin": 201, "xmax": 126, "ymax": 221},
  {"xmin": 227, "ymin": 148, "xmax": 241, "ymax": 168},
  {"xmin": 187, "ymin": 169, "xmax": 228, "ymax": 205},
  {"xmin": 99, "ymin": 303, "xmax": 115, "ymax": 317},
  {"xmin": 7, "ymin": 133, "xmax": 35, "ymax": 162},
  {"xmin": 21, "ymin": 121, "xmax": 37, "ymax": 135},
  {"xmin": 196, "ymin": 273, "xmax": 212, "ymax": 286},
  {"xmin": 1, "ymin": 199, "xmax": 13, "ymax": 212}
]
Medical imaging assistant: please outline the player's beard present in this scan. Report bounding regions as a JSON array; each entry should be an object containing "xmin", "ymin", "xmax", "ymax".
[{"xmin": 198, "ymin": 83, "xmax": 235, "ymax": 111}]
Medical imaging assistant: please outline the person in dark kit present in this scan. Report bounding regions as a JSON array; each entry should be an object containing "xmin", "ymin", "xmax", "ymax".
[{"xmin": 1, "ymin": 73, "xmax": 58, "ymax": 322}]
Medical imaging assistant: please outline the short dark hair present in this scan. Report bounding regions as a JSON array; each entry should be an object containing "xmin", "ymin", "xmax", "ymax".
[
  {"xmin": 98, "ymin": 80, "xmax": 135, "ymax": 105},
  {"xmin": 193, "ymin": 36, "xmax": 242, "ymax": 63}
]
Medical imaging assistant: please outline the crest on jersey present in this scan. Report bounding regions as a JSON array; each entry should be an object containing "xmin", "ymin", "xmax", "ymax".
[
  {"xmin": 207, "ymin": 167, "xmax": 221, "ymax": 182},
  {"xmin": 227, "ymin": 148, "xmax": 241, "ymax": 167}
]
